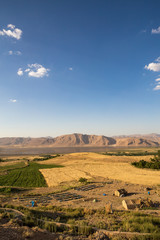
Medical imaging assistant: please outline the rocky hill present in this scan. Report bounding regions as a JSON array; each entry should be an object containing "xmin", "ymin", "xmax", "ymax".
[{"xmin": 0, "ymin": 133, "xmax": 160, "ymax": 147}]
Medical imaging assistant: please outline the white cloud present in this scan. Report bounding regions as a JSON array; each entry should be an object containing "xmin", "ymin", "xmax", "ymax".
[
  {"xmin": 8, "ymin": 50, "xmax": 13, "ymax": 55},
  {"xmin": 156, "ymin": 57, "xmax": 160, "ymax": 62},
  {"xmin": 27, "ymin": 63, "xmax": 50, "ymax": 78},
  {"xmin": 153, "ymin": 85, "xmax": 160, "ymax": 91},
  {"xmin": 68, "ymin": 67, "xmax": 73, "ymax": 71},
  {"xmin": 17, "ymin": 64, "xmax": 50, "ymax": 78},
  {"xmin": 8, "ymin": 50, "xmax": 22, "ymax": 55},
  {"xmin": 7, "ymin": 24, "xmax": 15, "ymax": 29},
  {"xmin": 0, "ymin": 24, "xmax": 22, "ymax": 40},
  {"xmin": 15, "ymin": 51, "xmax": 22, "ymax": 55},
  {"xmin": 151, "ymin": 26, "xmax": 160, "ymax": 34},
  {"xmin": 155, "ymin": 78, "xmax": 160, "ymax": 82},
  {"xmin": 25, "ymin": 68, "xmax": 30, "ymax": 72},
  {"xmin": 145, "ymin": 57, "xmax": 160, "ymax": 72},
  {"xmin": 17, "ymin": 68, "xmax": 23, "ymax": 76},
  {"xmin": 144, "ymin": 62, "xmax": 160, "ymax": 72},
  {"xmin": 9, "ymin": 99, "xmax": 17, "ymax": 103},
  {"xmin": 145, "ymin": 58, "xmax": 160, "ymax": 91}
]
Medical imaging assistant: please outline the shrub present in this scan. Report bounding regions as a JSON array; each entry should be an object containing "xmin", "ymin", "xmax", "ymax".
[
  {"xmin": 131, "ymin": 151, "xmax": 160, "ymax": 170},
  {"xmin": 79, "ymin": 177, "xmax": 87, "ymax": 183},
  {"xmin": 77, "ymin": 222, "xmax": 93, "ymax": 235}
]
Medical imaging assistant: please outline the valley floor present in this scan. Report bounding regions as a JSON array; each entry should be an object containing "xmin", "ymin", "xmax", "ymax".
[{"xmin": 0, "ymin": 151, "xmax": 160, "ymax": 240}]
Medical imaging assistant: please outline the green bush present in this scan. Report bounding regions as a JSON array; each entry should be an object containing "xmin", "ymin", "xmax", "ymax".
[
  {"xmin": 77, "ymin": 222, "xmax": 93, "ymax": 235},
  {"xmin": 33, "ymin": 154, "xmax": 60, "ymax": 162},
  {"xmin": 122, "ymin": 216, "xmax": 160, "ymax": 233},
  {"xmin": 79, "ymin": 177, "xmax": 87, "ymax": 183},
  {"xmin": 102, "ymin": 151, "xmax": 157, "ymax": 156},
  {"xmin": 131, "ymin": 151, "xmax": 160, "ymax": 170}
]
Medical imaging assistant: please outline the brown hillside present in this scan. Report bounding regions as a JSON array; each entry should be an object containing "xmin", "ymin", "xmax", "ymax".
[
  {"xmin": 0, "ymin": 133, "xmax": 159, "ymax": 147},
  {"xmin": 53, "ymin": 133, "xmax": 116, "ymax": 146},
  {"xmin": 115, "ymin": 137, "xmax": 159, "ymax": 147}
]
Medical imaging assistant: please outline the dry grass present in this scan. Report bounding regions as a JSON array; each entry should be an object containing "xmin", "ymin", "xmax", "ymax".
[
  {"xmin": 39, "ymin": 152, "xmax": 153, "ymax": 164},
  {"xmin": 39, "ymin": 152, "xmax": 160, "ymax": 187},
  {"xmin": 40, "ymin": 166, "xmax": 92, "ymax": 186}
]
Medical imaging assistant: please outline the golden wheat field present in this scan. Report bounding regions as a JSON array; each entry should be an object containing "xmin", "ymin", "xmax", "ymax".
[{"xmin": 39, "ymin": 152, "xmax": 160, "ymax": 187}]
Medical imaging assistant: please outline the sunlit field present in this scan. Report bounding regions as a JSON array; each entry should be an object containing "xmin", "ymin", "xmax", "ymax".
[{"xmin": 39, "ymin": 152, "xmax": 160, "ymax": 186}]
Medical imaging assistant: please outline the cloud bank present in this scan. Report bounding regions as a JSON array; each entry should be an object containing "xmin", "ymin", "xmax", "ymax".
[{"xmin": 0, "ymin": 24, "xmax": 22, "ymax": 40}]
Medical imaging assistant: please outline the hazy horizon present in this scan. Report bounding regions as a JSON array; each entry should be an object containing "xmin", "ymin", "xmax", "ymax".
[
  {"xmin": 0, "ymin": 1, "xmax": 160, "ymax": 137},
  {"xmin": 0, "ymin": 132, "xmax": 160, "ymax": 138}
]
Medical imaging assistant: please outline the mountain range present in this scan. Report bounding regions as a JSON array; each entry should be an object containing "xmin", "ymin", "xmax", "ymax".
[{"xmin": 0, "ymin": 133, "xmax": 160, "ymax": 147}]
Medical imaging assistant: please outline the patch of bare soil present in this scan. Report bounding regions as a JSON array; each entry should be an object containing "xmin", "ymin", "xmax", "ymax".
[{"xmin": 5, "ymin": 176, "xmax": 159, "ymax": 211}]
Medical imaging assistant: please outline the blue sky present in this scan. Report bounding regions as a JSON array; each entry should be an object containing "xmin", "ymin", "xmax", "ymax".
[{"xmin": 0, "ymin": 0, "xmax": 160, "ymax": 137}]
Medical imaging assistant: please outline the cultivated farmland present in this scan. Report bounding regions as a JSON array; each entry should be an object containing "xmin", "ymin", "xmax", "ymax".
[
  {"xmin": 0, "ymin": 161, "xmax": 63, "ymax": 187},
  {"xmin": 39, "ymin": 152, "xmax": 160, "ymax": 186}
]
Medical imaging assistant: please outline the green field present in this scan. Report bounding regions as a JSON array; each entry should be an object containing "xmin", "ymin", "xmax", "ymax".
[
  {"xmin": 0, "ymin": 162, "xmax": 63, "ymax": 188},
  {"xmin": 0, "ymin": 161, "xmax": 26, "ymax": 172}
]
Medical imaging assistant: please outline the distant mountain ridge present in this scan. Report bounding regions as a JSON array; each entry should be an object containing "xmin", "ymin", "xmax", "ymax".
[{"xmin": 0, "ymin": 133, "xmax": 160, "ymax": 147}]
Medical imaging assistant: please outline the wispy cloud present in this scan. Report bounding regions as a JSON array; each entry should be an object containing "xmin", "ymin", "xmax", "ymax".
[
  {"xmin": 151, "ymin": 26, "xmax": 160, "ymax": 34},
  {"xmin": 9, "ymin": 99, "xmax": 17, "ymax": 103},
  {"xmin": 8, "ymin": 50, "xmax": 13, "ymax": 55},
  {"xmin": 141, "ymin": 29, "xmax": 147, "ymax": 33},
  {"xmin": 153, "ymin": 84, "xmax": 160, "ymax": 91},
  {"xmin": 17, "ymin": 68, "xmax": 23, "ymax": 76},
  {"xmin": 0, "ymin": 24, "xmax": 22, "ymax": 40},
  {"xmin": 68, "ymin": 67, "xmax": 73, "ymax": 71},
  {"xmin": 8, "ymin": 50, "xmax": 22, "ymax": 55},
  {"xmin": 154, "ymin": 77, "xmax": 160, "ymax": 90},
  {"xmin": 7, "ymin": 24, "xmax": 15, "ymax": 29},
  {"xmin": 17, "ymin": 64, "xmax": 50, "ymax": 78}
]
